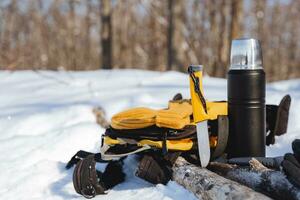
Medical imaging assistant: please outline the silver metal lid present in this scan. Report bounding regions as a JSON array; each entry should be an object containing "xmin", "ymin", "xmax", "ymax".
[
  {"xmin": 230, "ymin": 38, "xmax": 263, "ymax": 70},
  {"xmin": 189, "ymin": 65, "xmax": 203, "ymax": 72}
]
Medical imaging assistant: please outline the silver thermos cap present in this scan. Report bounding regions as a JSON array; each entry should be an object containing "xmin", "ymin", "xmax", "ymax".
[{"xmin": 230, "ymin": 38, "xmax": 263, "ymax": 70}]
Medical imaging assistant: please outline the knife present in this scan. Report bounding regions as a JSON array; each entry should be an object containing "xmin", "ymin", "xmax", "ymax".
[{"xmin": 189, "ymin": 65, "xmax": 210, "ymax": 167}]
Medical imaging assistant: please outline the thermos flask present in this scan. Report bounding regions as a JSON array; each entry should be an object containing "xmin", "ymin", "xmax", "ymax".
[{"xmin": 227, "ymin": 38, "xmax": 266, "ymax": 158}]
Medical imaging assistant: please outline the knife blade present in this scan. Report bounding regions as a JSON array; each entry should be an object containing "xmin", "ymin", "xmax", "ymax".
[{"xmin": 196, "ymin": 121, "xmax": 210, "ymax": 167}]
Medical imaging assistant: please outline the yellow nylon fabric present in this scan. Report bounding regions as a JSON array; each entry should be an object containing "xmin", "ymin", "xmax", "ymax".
[
  {"xmin": 103, "ymin": 136, "xmax": 218, "ymax": 151},
  {"xmin": 104, "ymin": 136, "xmax": 193, "ymax": 151},
  {"xmin": 206, "ymin": 102, "xmax": 228, "ymax": 120},
  {"xmin": 111, "ymin": 100, "xmax": 228, "ymax": 130},
  {"xmin": 156, "ymin": 100, "xmax": 193, "ymax": 129},
  {"xmin": 139, "ymin": 139, "xmax": 193, "ymax": 151},
  {"xmin": 104, "ymin": 136, "xmax": 123, "ymax": 145},
  {"xmin": 111, "ymin": 107, "xmax": 157, "ymax": 129}
]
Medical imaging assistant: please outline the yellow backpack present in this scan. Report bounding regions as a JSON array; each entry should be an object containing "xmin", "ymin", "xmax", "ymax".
[
  {"xmin": 102, "ymin": 65, "xmax": 228, "ymax": 161},
  {"xmin": 101, "ymin": 97, "xmax": 228, "ymax": 160}
]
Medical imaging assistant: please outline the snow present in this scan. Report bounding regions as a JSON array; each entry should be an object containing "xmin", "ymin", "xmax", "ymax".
[{"xmin": 0, "ymin": 69, "xmax": 299, "ymax": 199}]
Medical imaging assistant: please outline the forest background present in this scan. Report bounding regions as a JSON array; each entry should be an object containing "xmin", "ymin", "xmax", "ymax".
[{"xmin": 0, "ymin": 0, "xmax": 299, "ymax": 81}]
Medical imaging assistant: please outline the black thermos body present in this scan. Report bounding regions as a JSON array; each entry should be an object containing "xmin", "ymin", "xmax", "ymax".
[{"xmin": 227, "ymin": 38, "xmax": 266, "ymax": 158}]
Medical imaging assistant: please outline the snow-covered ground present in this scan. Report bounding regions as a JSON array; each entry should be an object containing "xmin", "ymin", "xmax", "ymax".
[{"xmin": 0, "ymin": 69, "xmax": 299, "ymax": 200}]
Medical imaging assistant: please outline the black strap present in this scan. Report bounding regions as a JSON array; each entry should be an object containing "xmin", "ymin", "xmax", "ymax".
[
  {"xmin": 211, "ymin": 115, "xmax": 229, "ymax": 159},
  {"xmin": 106, "ymin": 125, "xmax": 197, "ymax": 141},
  {"xmin": 188, "ymin": 67, "xmax": 207, "ymax": 113},
  {"xmin": 162, "ymin": 132, "xmax": 168, "ymax": 155},
  {"xmin": 66, "ymin": 150, "xmax": 108, "ymax": 169},
  {"xmin": 72, "ymin": 155, "xmax": 126, "ymax": 198},
  {"xmin": 73, "ymin": 155, "xmax": 106, "ymax": 198}
]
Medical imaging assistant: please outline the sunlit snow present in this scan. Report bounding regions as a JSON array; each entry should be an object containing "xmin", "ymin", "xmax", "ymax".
[{"xmin": 0, "ymin": 69, "xmax": 299, "ymax": 199}]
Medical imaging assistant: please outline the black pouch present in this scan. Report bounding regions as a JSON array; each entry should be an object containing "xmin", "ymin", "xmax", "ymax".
[
  {"xmin": 266, "ymin": 95, "xmax": 291, "ymax": 145},
  {"xmin": 73, "ymin": 155, "xmax": 106, "ymax": 198},
  {"xmin": 72, "ymin": 155, "xmax": 125, "ymax": 199},
  {"xmin": 135, "ymin": 151, "xmax": 181, "ymax": 185}
]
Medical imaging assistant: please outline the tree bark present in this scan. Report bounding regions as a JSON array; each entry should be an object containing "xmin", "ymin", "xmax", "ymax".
[
  {"xmin": 100, "ymin": 0, "xmax": 112, "ymax": 69},
  {"xmin": 229, "ymin": 0, "xmax": 243, "ymax": 40},
  {"xmin": 207, "ymin": 160, "xmax": 300, "ymax": 200},
  {"xmin": 216, "ymin": 0, "xmax": 230, "ymax": 78},
  {"xmin": 167, "ymin": 0, "xmax": 174, "ymax": 71},
  {"xmin": 173, "ymin": 157, "xmax": 271, "ymax": 200},
  {"xmin": 167, "ymin": 0, "xmax": 185, "ymax": 71},
  {"xmin": 208, "ymin": 0, "xmax": 218, "ymax": 77},
  {"xmin": 68, "ymin": 0, "xmax": 77, "ymax": 70},
  {"xmin": 84, "ymin": 0, "xmax": 92, "ymax": 69}
]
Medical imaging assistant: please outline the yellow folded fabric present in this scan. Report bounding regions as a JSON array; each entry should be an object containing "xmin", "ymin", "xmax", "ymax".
[
  {"xmin": 206, "ymin": 101, "xmax": 228, "ymax": 120},
  {"xmin": 111, "ymin": 107, "xmax": 157, "ymax": 129},
  {"xmin": 156, "ymin": 100, "xmax": 193, "ymax": 129},
  {"xmin": 110, "ymin": 100, "xmax": 228, "ymax": 130}
]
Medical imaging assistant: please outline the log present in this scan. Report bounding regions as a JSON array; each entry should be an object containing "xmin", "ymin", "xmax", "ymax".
[
  {"xmin": 208, "ymin": 160, "xmax": 300, "ymax": 200},
  {"xmin": 172, "ymin": 157, "xmax": 271, "ymax": 200},
  {"xmin": 249, "ymin": 158, "xmax": 270, "ymax": 172}
]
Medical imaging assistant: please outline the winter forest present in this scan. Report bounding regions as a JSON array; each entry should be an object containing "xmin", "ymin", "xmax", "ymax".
[
  {"xmin": 0, "ymin": 0, "xmax": 299, "ymax": 81},
  {"xmin": 1, "ymin": 0, "xmax": 300, "ymax": 200}
]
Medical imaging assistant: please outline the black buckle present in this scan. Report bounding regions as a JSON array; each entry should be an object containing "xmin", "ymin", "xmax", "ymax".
[{"xmin": 81, "ymin": 185, "xmax": 96, "ymax": 199}]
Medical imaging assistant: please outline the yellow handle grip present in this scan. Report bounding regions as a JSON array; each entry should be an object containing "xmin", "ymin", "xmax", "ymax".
[{"xmin": 189, "ymin": 66, "xmax": 209, "ymax": 122}]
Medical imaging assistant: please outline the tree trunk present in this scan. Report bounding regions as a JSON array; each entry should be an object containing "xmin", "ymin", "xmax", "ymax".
[
  {"xmin": 100, "ymin": 0, "xmax": 112, "ymax": 69},
  {"xmin": 253, "ymin": 0, "xmax": 267, "ymax": 77},
  {"xmin": 254, "ymin": 0, "xmax": 266, "ymax": 38},
  {"xmin": 208, "ymin": 0, "xmax": 218, "ymax": 77},
  {"xmin": 216, "ymin": 0, "xmax": 230, "ymax": 78},
  {"xmin": 229, "ymin": 0, "xmax": 243, "ymax": 40},
  {"xmin": 84, "ymin": 0, "xmax": 92, "ymax": 69},
  {"xmin": 172, "ymin": 157, "xmax": 271, "ymax": 200},
  {"xmin": 167, "ymin": 0, "xmax": 174, "ymax": 71},
  {"xmin": 68, "ymin": 0, "xmax": 77, "ymax": 70},
  {"xmin": 167, "ymin": 0, "xmax": 185, "ymax": 71}
]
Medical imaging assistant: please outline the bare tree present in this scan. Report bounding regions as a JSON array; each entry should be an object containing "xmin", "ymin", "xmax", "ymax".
[
  {"xmin": 230, "ymin": 0, "xmax": 243, "ymax": 40},
  {"xmin": 69, "ymin": 0, "xmax": 77, "ymax": 70},
  {"xmin": 167, "ymin": 0, "xmax": 185, "ymax": 71},
  {"xmin": 84, "ymin": 0, "xmax": 92, "ymax": 69},
  {"xmin": 217, "ymin": 0, "xmax": 230, "ymax": 77},
  {"xmin": 208, "ymin": 0, "xmax": 218, "ymax": 75},
  {"xmin": 167, "ymin": 0, "xmax": 174, "ymax": 71},
  {"xmin": 100, "ymin": 0, "xmax": 112, "ymax": 69},
  {"xmin": 285, "ymin": 0, "xmax": 299, "ymax": 79}
]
